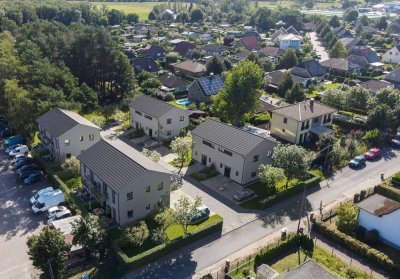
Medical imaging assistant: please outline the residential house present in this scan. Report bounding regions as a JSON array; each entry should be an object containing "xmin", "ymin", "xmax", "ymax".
[
  {"xmin": 270, "ymin": 99, "xmax": 337, "ymax": 144},
  {"xmin": 242, "ymin": 30, "xmax": 262, "ymax": 41},
  {"xmin": 340, "ymin": 37, "xmax": 365, "ymax": 52},
  {"xmin": 278, "ymin": 260, "xmax": 336, "ymax": 279},
  {"xmin": 357, "ymin": 194, "xmax": 400, "ymax": 249},
  {"xmin": 201, "ymin": 44, "xmax": 227, "ymax": 56},
  {"xmin": 173, "ymin": 41, "xmax": 196, "ymax": 58},
  {"xmin": 173, "ymin": 60, "xmax": 207, "ymax": 78},
  {"xmin": 258, "ymin": 47, "xmax": 285, "ymax": 64},
  {"xmin": 199, "ymin": 33, "xmax": 213, "ymax": 42},
  {"xmin": 36, "ymin": 108, "xmax": 101, "ymax": 161},
  {"xmin": 303, "ymin": 22, "xmax": 316, "ymax": 31},
  {"xmin": 132, "ymin": 34, "xmax": 147, "ymax": 43},
  {"xmin": 320, "ymin": 58, "xmax": 362, "ymax": 75},
  {"xmin": 349, "ymin": 46, "xmax": 380, "ymax": 64},
  {"xmin": 347, "ymin": 55, "xmax": 370, "ymax": 69},
  {"xmin": 233, "ymin": 50, "xmax": 254, "ymax": 61},
  {"xmin": 279, "ymin": 34, "xmax": 303, "ymax": 51},
  {"xmin": 359, "ymin": 80, "xmax": 393, "ymax": 94},
  {"xmin": 188, "ymin": 75, "xmax": 225, "ymax": 104},
  {"xmin": 266, "ymin": 70, "xmax": 308, "ymax": 89},
  {"xmin": 382, "ymin": 46, "xmax": 400, "ymax": 64},
  {"xmin": 332, "ymin": 26, "xmax": 353, "ymax": 39},
  {"xmin": 226, "ymin": 30, "xmax": 242, "ymax": 37},
  {"xmin": 143, "ymin": 45, "xmax": 166, "ymax": 61},
  {"xmin": 256, "ymin": 95, "xmax": 283, "ymax": 114},
  {"xmin": 235, "ymin": 36, "xmax": 260, "ymax": 51},
  {"xmin": 384, "ymin": 67, "xmax": 400, "ymax": 87},
  {"xmin": 290, "ymin": 60, "xmax": 326, "ymax": 85},
  {"xmin": 131, "ymin": 58, "xmax": 159, "ymax": 74},
  {"xmin": 78, "ymin": 139, "xmax": 170, "ymax": 226},
  {"xmin": 129, "ymin": 95, "xmax": 190, "ymax": 139},
  {"xmin": 191, "ymin": 119, "xmax": 277, "ymax": 185},
  {"xmin": 158, "ymin": 73, "xmax": 191, "ymax": 94},
  {"xmin": 271, "ymin": 25, "xmax": 300, "ymax": 43}
]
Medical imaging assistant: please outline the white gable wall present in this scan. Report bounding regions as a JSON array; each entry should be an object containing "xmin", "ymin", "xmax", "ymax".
[{"xmin": 382, "ymin": 46, "xmax": 400, "ymax": 64}]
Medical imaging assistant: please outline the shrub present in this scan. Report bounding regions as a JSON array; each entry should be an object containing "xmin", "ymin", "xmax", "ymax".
[
  {"xmin": 375, "ymin": 184, "xmax": 400, "ymax": 202},
  {"xmin": 251, "ymin": 112, "xmax": 271, "ymax": 125},
  {"xmin": 164, "ymin": 93, "xmax": 175, "ymax": 102}
]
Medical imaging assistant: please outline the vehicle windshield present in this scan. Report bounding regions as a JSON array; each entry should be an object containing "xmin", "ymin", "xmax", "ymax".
[
  {"xmin": 354, "ymin": 157, "xmax": 361, "ymax": 162},
  {"xmin": 34, "ymin": 201, "xmax": 45, "ymax": 209},
  {"xmin": 369, "ymin": 150, "xmax": 378, "ymax": 154},
  {"xmin": 34, "ymin": 193, "xmax": 39, "ymax": 199}
]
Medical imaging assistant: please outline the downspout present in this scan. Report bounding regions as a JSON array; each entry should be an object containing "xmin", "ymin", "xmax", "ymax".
[
  {"xmin": 117, "ymin": 193, "xmax": 121, "ymax": 225},
  {"xmin": 241, "ymin": 154, "xmax": 246, "ymax": 185}
]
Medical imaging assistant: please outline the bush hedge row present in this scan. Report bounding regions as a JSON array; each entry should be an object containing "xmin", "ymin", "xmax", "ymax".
[
  {"xmin": 333, "ymin": 118, "xmax": 367, "ymax": 131},
  {"xmin": 258, "ymin": 173, "xmax": 321, "ymax": 209},
  {"xmin": 114, "ymin": 217, "xmax": 223, "ymax": 270},
  {"xmin": 375, "ymin": 184, "xmax": 400, "ymax": 202},
  {"xmin": 314, "ymin": 220, "xmax": 400, "ymax": 275},
  {"xmin": 254, "ymin": 234, "xmax": 314, "ymax": 267}
]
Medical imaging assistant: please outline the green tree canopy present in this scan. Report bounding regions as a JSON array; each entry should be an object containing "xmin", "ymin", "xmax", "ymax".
[
  {"xmin": 206, "ymin": 56, "xmax": 226, "ymax": 75},
  {"xmin": 258, "ymin": 165, "xmax": 286, "ymax": 190},
  {"xmin": 336, "ymin": 203, "xmax": 358, "ymax": 234},
  {"xmin": 278, "ymin": 49, "xmax": 298, "ymax": 69},
  {"xmin": 329, "ymin": 15, "xmax": 340, "ymax": 27},
  {"xmin": 330, "ymin": 41, "xmax": 348, "ymax": 58},
  {"xmin": 285, "ymin": 83, "xmax": 305, "ymax": 104},
  {"xmin": 190, "ymin": 9, "xmax": 204, "ymax": 22},
  {"xmin": 277, "ymin": 72, "xmax": 294, "ymax": 97}
]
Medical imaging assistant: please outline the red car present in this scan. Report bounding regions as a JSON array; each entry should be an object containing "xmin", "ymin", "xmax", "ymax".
[{"xmin": 364, "ymin": 148, "xmax": 382, "ymax": 160}]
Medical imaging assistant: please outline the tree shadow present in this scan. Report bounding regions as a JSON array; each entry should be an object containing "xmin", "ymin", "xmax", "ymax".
[{"xmin": 382, "ymin": 148, "xmax": 397, "ymax": 161}]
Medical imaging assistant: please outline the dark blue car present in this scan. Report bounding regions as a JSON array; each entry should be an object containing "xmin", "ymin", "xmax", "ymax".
[
  {"xmin": 349, "ymin": 155, "xmax": 366, "ymax": 168},
  {"xmin": 24, "ymin": 171, "xmax": 45, "ymax": 185}
]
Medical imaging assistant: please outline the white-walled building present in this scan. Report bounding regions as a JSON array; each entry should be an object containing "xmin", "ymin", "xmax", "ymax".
[
  {"xmin": 191, "ymin": 119, "xmax": 277, "ymax": 185},
  {"xmin": 279, "ymin": 34, "xmax": 303, "ymax": 51},
  {"xmin": 270, "ymin": 100, "xmax": 337, "ymax": 145},
  {"xmin": 129, "ymin": 95, "xmax": 190, "ymax": 140},
  {"xmin": 78, "ymin": 139, "xmax": 171, "ymax": 226},
  {"xmin": 357, "ymin": 194, "xmax": 400, "ymax": 249},
  {"xmin": 382, "ymin": 46, "xmax": 400, "ymax": 64},
  {"xmin": 36, "ymin": 108, "xmax": 101, "ymax": 161}
]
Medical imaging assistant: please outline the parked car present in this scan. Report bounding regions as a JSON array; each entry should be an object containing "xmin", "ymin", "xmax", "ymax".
[
  {"xmin": 13, "ymin": 157, "xmax": 34, "ymax": 169},
  {"xmin": 19, "ymin": 169, "xmax": 40, "ymax": 179},
  {"xmin": 11, "ymin": 154, "xmax": 28, "ymax": 165},
  {"xmin": 23, "ymin": 171, "xmax": 44, "ymax": 183},
  {"xmin": 189, "ymin": 205, "xmax": 210, "ymax": 224},
  {"xmin": 390, "ymin": 133, "xmax": 400, "ymax": 148},
  {"xmin": 30, "ymin": 187, "xmax": 54, "ymax": 204},
  {"xmin": 47, "ymin": 209, "xmax": 72, "ymax": 226},
  {"xmin": 5, "ymin": 144, "xmax": 21, "ymax": 154},
  {"xmin": 16, "ymin": 163, "xmax": 37, "ymax": 174},
  {"xmin": 233, "ymin": 188, "xmax": 255, "ymax": 202},
  {"xmin": 9, "ymin": 145, "xmax": 29, "ymax": 157},
  {"xmin": 32, "ymin": 189, "xmax": 65, "ymax": 214},
  {"xmin": 364, "ymin": 148, "xmax": 382, "ymax": 160},
  {"xmin": 47, "ymin": 205, "xmax": 69, "ymax": 219},
  {"xmin": 4, "ymin": 135, "xmax": 24, "ymax": 147},
  {"xmin": 349, "ymin": 155, "xmax": 366, "ymax": 168}
]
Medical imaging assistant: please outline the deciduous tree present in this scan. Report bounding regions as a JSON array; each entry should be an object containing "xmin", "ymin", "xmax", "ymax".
[
  {"xmin": 258, "ymin": 165, "xmax": 286, "ymax": 191},
  {"xmin": 278, "ymin": 49, "xmax": 298, "ymax": 69},
  {"xmin": 173, "ymin": 195, "xmax": 202, "ymax": 236},
  {"xmin": 170, "ymin": 135, "xmax": 192, "ymax": 172},
  {"xmin": 330, "ymin": 41, "xmax": 347, "ymax": 58},
  {"xmin": 122, "ymin": 221, "xmax": 150, "ymax": 247},
  {"xmin": 336, "ymin": 202, "xmax": 358, "ymax": 234}
]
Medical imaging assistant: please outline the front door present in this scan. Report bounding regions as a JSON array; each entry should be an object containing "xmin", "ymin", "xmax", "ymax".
[
  {"xmin": 224, "ymin": 166, "xmax": 231, "ymax": 178},
  {"xmin": 149, "ymin": 128, "xmax": 153, "ymax": 137},
  {"xmin": 201, "ymin": 154, "xmax": 207, "ymax": 165},
  {"xmin": 135, "ymin": 121, "xmax": 139, "ymax": 129}
]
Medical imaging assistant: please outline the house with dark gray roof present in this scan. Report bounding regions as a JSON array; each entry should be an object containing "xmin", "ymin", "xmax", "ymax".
[
  {"xmin": 172, "ymin": 60, "xmax": 207, "ymax": 78},
  {"xmin": 158, "ymin": 73, "xmax": 191, "ymax": 93},
  {"xmin": 290, "ymin": 60, "xmax": 325, "ymax": 86},
  {"xmin": 201, "ymin": 44, "xmax": 227, "ymax": 56},
  {"xmin": 191, "ymin": 119, "xmax": 277, "ymax": 185},
  {"xmin": 270, "ymin": 99, "xmax": 337, "ymax": 144},
  {"xmin": 258, "ymin": 47, "xmax": 285, "ymax": 64},
  {"xmin": 188, "ymin": 75, "xmax": 225, "ymax": 104},
  {"xmin": 320, "ymin": 58, "xmax": 361, "ymax": 75},
  {"xmin": 279, "ymin": 260, "xmax": 336, "ymax": 279},
  {"xmin": 131, "ymin": 57, "xmax": 159, "ymax": 74},
  {"xmin": 357, "ymin": 194, "xmax": 400, "ymax": 249},
  {"xmin": 340, "ymin": 37, "xmax": 365, "ymax": 52},
  {"xmin": 36, "ymin": 108, "xmax": 101, "ymax": 161},
  {"xmin": 384, "ymin": 67, "xmax": 400, "ymax": 87},
  {"xmin": 129, "ymin": 95, "xmax": 190, "ymax": 139},
  {"xmin": 359, "ymin": 80, "xmax": 393, "ymax": 94},
  {"xmin": 78, "ymin": 139, "xmax": 170, "ymax": 225},
  {"xmin": 143, "ymin": 44, "xmax": 166, "ymax": 61}
]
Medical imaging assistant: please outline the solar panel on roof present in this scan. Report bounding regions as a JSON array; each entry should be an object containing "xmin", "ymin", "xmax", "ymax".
[{"xmin": 198, "ymin": 76, "xmax": 225, "ymax": 96}]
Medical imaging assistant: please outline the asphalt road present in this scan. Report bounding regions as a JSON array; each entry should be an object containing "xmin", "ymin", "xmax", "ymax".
[
  {"xmin": 122, "ymin": 147, "xmax": 400, "ymax": 279},
  {"xmin": 0, "ymin": 147, "xmax": 50, "ymax": 279},
  {"xmin": 309, "ymin": 31, "xmax": 329, "ymax": 62}
]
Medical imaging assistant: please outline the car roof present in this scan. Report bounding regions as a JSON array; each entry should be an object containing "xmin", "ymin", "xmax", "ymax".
[
  {"xmin": 355, "ymin": 155, "xmax": 365, "ymax": 159},
  {"xmin": 55, "ymin": 210, "xmax": 71, "ymax": 217},
  {"xmin": 370, "ymin": 148, "xmax": 381, "ymax": 152}
]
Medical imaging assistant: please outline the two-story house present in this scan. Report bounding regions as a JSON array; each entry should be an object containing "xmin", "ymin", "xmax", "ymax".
[
  {"xmin": 279, "ymin": 34, "xmax": 303, "ymax": 51},
  {"xmin": 382, "ymin": 46, "xmax": 400, "ymax": 64},
  {"xmin": 129, "ymin": 95, "xmax": 190, "ymax": 140},
  {"xmin": 270, "ymin": 100, "xmax": 337, "ymax": 144},
  {"xmin": 192, "ymin": 119, "xmax": 277, "ymax": 185},
  {"xmin": 78, "ymin": 139, "xmax": 170, "ymax": 226},
  {"xmin": 36, "ymin": 108, "xmax": 101, "ymax": 161}
]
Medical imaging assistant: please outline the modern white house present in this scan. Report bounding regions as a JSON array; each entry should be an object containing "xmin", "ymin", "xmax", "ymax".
[
  {"xmin": 357, "ymin": 194, "xmax": 400, "ymax": 249},
  {"xmin": 270, "ymin": 100, "xmax": 337, "ymax": 145},
  {"xmin": 78, "ymin": 139, "xmax": 171, "ymax": 226},
  {"xmin": 36, "ymin": 108, "xmax": 101, "ymax": 161},
  {"xmin": 279, "ymin": 34, "xmax": 303, "ymax": 51},
  {"xmin": 129, "ymin": 95, "xmax": 190, "ymax": 140},
  {"xmin": 382, "ymin": 46, "xmax": 400, "ymax": 64},
  {"xmin": 191, "ymin": 119, "xmax": 277, "ymax": 185}
]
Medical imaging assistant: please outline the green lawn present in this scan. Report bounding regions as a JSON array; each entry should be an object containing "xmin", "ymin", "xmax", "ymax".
[
  {"xmin": 307, "ymin": 83, "xmax": 340, "ymax": 98},
  {"xmin": 167, "ymin": 100, "xmax": 186, "ymax": 110},
  {"xmin": 91, "ymin": 2, "xmax": 169, "ymax": 21}
]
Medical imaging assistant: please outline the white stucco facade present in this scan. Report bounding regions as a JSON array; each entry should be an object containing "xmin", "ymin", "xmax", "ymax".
[
  {"xmin": 358, "ymin": 208, "xmax": 400, "ymax": 249},
  {"xmin": 382, "ymin": 46, "xmax": 400, "ymax": 64},
  {"xmin": 279, "ymin": 34, "xmax": 303, "ymax": 51},
  {"xmin": 191, "ymin": 134, "xmax": 276, "ymax": 185}
]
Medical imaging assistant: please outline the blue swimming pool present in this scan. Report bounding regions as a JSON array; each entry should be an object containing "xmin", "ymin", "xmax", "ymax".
[{"xmin": 176, "ymin": 99, "xmax": 191, "ymax": 106}]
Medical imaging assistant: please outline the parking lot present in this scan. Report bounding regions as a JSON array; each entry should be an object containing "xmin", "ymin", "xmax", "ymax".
[{"xmin": 0, "ymin": 144, "xmax": 51, "ymax": 279}]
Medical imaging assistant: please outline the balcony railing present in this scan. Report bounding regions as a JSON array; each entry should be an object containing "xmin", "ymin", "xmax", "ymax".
[{"xmin": 82, "ymin": 177, "xmax": 108, "ymax": 201}]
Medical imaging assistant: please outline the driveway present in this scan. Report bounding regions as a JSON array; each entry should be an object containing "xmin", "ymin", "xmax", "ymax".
[
  {"xmin": 309, "ymin": 31, "xmax": 329, "ymax": 62},
  {"xmin": 122, "ymin": 147, "xmax": 400, "ymax": 279},
  {"xmin": 0, "ymin": 146, "xmax": 50, "ymax": 279}
]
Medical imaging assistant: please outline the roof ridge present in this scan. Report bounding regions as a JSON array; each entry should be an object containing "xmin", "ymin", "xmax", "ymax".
[{"xmin": 203, "ymin": 119, "xmax": 269, "ymax": 140}]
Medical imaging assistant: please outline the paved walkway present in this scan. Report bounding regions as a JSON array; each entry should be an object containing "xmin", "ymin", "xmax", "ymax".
[{"xmin": 308, "ymin": 31, "xmax": 329, "ymax": 61}]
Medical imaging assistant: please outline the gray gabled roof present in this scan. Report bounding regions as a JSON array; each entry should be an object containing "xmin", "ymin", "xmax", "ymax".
[
  {"xmin": 357, "ymin": 194, "xmax": 400, "ymax": 216},
  {"xmin": 280, "ymin": 260, "xmax": 336, "ymax": 279},
  {"xmin": 129, "ymin": 95, "xmax": 188, "ymax": 118},
  {"xmin": 36, "ymin": 108, "xmax": 100, "ymax": 137},
  {"xmin": 272, "ymin": 101, "xmax": 337, "ymax": 121},
  {"xmin": 192, "ymin": 119, "xmax": 275, "ymax": 156},
  {"xmin": 77, "ymin": 139, "xmax": 170, "ymax": 192}
]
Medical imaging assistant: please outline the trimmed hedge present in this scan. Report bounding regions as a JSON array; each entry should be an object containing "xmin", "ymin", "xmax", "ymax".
[
  {"xmin": 114, "ymin": 216, "xmax": 223, "ymax": 270},
  {"xmin": 258, "ymin": 173, "xmax": 321, "ymax": 209},
  {"xmin": 314, "ymin": 220, "xmax": 400, "ymax": 275},
  {"xmin": 333, "ymin": 118, "xmax": 366, "ymax": 131},
  {"xmin": 375, "ymin": 184, "xmax": 400, "ymax": 202},
  {"xmin": 254, "ymin": 234, "xmax": 314, "ymax": 267}
]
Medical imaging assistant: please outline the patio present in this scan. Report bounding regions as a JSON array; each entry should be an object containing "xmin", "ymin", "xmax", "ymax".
[{"xmin": 200, "ymin": 174, "xmax": 246, "ymax": 205}]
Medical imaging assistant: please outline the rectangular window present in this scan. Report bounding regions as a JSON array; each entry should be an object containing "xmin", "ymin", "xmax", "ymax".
[
  {"xmin": 80, "ymin": 136, "xmax": 84, "ymax": 141},
  {"xmin": 127, "ymin": 192, "xmax": 133, "ymax": 201},
  {"xmin": 146, "ymin": 185, "xmax": 150, "ymax": 192},
  {"xmin": 253, "ymin": 155, "xmax": 259, "ymax": 162},
  {"xmin": 144, "ymin": 115, "xmax": 152, "ymax": 120},
  {"xmin": 146, "ymin": 203, "xmax": 151, "ymax": 210},
  {"xmin": 251, "ymin": 170, "xmax": 257, "ymax": 177},
  {"xmin": 65, "ymin": 139, "xmax": 70, "ymax": 146},
  {"xmin": 282, "ymin": 128, "xmax": 285, "ymax": 133},
  {"xmin": 135, "ymin": 110, "xmax": 142, "ymax": 116},
  {"xmin": 157, "ymin": 181, "xmax": 163, "ymax": 190},
  {"xmin": 220, "ymin": 163, "xmax": 223, "ymax": 168},
  {"xmin": 218, "ymin": 147, "xmax": 232, "ymax": 156},
  {"xmin": 89, "ymin": 134, "xmax": 95, "ymax": 141},
  {"xmin": 167, "ymin": 130, "xmax": 172, "ymax": 136},
  {"xmin": 202, "ymin": 140, "xmax": 214, "ymax": 148},
  {"xmin": 166, "ymin": 118, "xmax": 172, "ymax": 124},
  {"xmin": 283, "ymin": 118, "xmax": 288, "ymax": 124},
  {"xmin": 267, "ymin": 150, "xmax": 272, "ymax": 157},
  {"xmin": 127, "ymin": 210, "xmax": 133, "ymax": 218},
  {"xmin": 112, "ymin": 190, "xmax": 116, "ymax": 204},
  {"xmin": 235, "ymin": 171, "xmax": 239, "ymax": 176},
  {"xmin": 179, "ymin": 116, "xmax": 185, "ymax": 121}
]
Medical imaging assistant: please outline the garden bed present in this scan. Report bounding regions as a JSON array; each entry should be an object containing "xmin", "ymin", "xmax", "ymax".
[{"xmin": 189, "ymin": 164, "xmax": 219, "ymax": 181}]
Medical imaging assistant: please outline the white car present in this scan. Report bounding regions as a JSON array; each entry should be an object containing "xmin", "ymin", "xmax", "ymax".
[
  {"xmin": 30, "ymin": 187, "xmax": 54, "ymax": 204},
  {"xmin": 47, "ymin": 210, "xmax": 72, "ymax": 227},
  {"xmin": 9, "ymin": 145, "xmax": 29, "ymax": 157},
  {"xmin": 47, "ymin": 205, "xmax": 68, "ymax": 219}
]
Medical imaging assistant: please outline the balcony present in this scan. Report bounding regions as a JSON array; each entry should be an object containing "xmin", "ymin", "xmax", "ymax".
[
  {"xmin": 82, "ymin": 177, "xmax": 108, "ymax": 201},
  {"xmin": 39, "ymin": 132, "xmax": 52, "ymax": 147}
]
